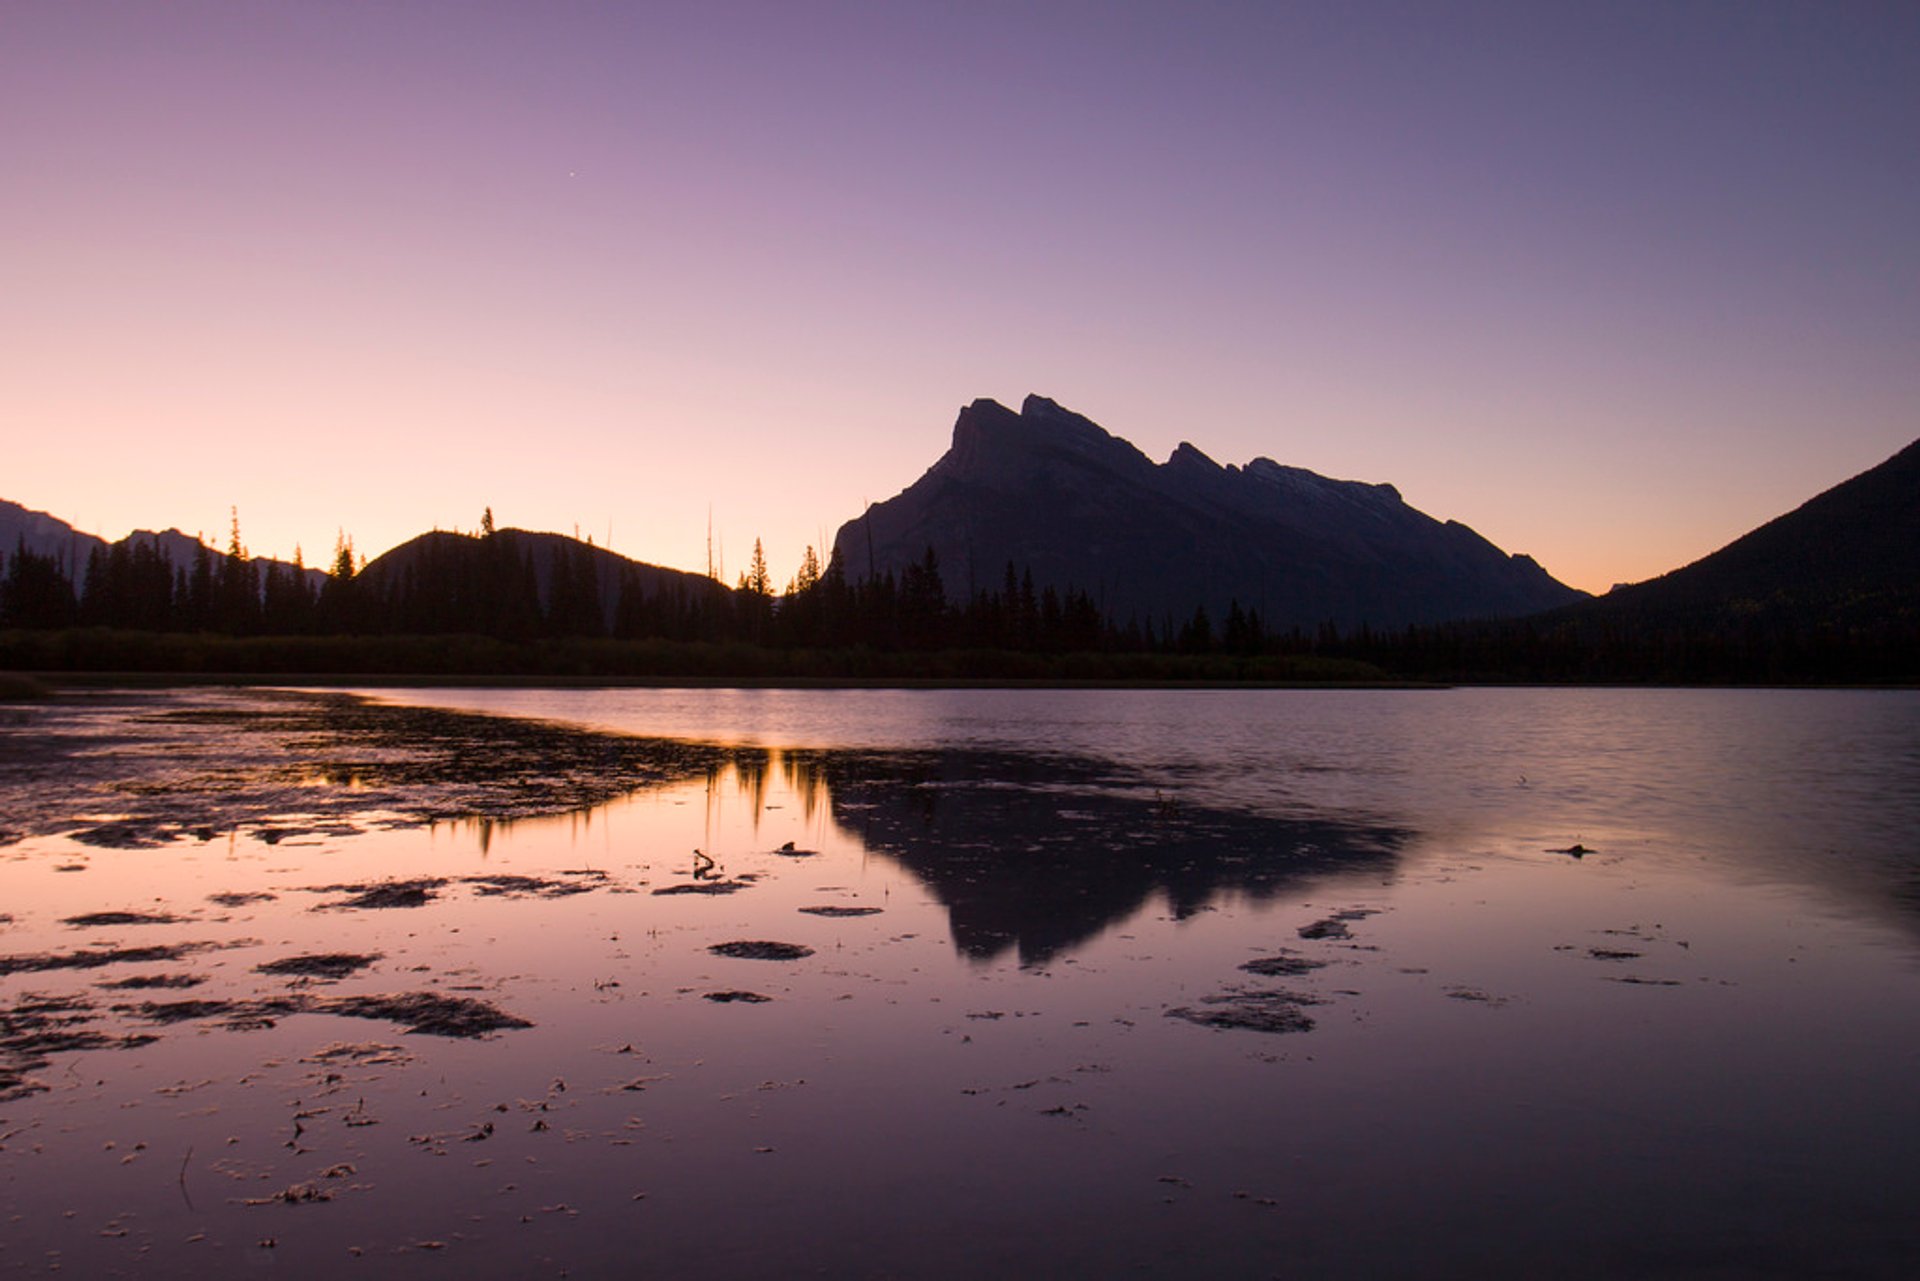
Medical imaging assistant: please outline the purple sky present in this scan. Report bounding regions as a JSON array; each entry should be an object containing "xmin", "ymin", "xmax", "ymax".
[{"xmin": 4, "ymin": 1, "xmax": 1916, "ymax": 594}]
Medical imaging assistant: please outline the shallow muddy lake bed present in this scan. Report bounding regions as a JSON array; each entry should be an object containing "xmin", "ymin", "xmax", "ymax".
[{"xmin": 2, "ymin": 686, "xmax": 1918, "ymax": 1277}]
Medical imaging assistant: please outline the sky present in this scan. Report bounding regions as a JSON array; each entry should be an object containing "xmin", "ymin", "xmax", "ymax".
[{"xmin": 3, "ymin": 1, "xmax": 1916, "ymax": 595}]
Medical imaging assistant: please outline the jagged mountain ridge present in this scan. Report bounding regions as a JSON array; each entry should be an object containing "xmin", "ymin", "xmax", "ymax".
[
  {"xmin": 0, "ymin": 498, "xmax": 325, "ymax": 590},
  {"xmin": 829, "ymin": 395, "xmax": 1584, "ymax": 630}
]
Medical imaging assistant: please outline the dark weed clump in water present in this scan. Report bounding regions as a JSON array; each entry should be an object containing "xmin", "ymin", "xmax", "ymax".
[
  {"xmin": 708, "ymin": 941, "xmax": 814, "ymax": 961},
  {"xmin": 2, "ymin": 994, "xmax": 158, "ymax": 1100},
  {"xmin": 704, "ymin": 991, "xmax": 773, "ymax": 1003},
  {"xmin": 61, "ymin": 911, "xmax": 184, "ymax": 928},
  {"xmin": 208, "ymin": 891, "xmax": 277, "ymax": 908},
  {"xmin": 653, "ymin": 881, "xmax": 753, "ymax": 896},
  {"xmin": 95, "ymin": 974, "xmax": 205, "ymax": 990},
  {"xmin": 118, "ymin": 991, "xmax": 532, "ymax": 1038},
  {"xmin": 797, "ymin": 905, "xmax": 883, "ymax": 917},
  {"xmin": 0, "ymin": 942, "xmax": 218, "ymax": 976},
  {"xmin": 1239, "ymin": 952, "xmax": 1327, "ymax": 977},
  {"xmin": 324, "ymin": 992, "xmax": 534, "ymax": 1037},
  {"xmin": 466, "ymin": 873, "xmax": 605, "ymax": 898},
  {"xmin": 1166, "ymin": 988, "xmax": 1325, "ymax": 1035},
  {"xmin": 257, "ymin": 953, "xmax": 383, "ymax": 981},
  {"xmin": 311, "ymin": 879, "xmax": 445, "ymax": 910},
  {"xmin": 0, "ymin": 689, "xmax": 739, "ymax": 850}
]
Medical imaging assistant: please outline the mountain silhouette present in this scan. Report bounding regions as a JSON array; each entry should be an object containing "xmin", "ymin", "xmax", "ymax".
[
  {"xmin": 0, "ymin": 498, "xmax": 323, "ymax": 590},
  {"xmin": 828, "ymin": 395, "xmax": 1583, "ymax": 631},
  {"xmin": 1552, "ymin": 437, "xmax": 1920, "ymax": 634},
  {"xmin": 357, "ymin": 527, "xmax": 730, "ymax": 631}
]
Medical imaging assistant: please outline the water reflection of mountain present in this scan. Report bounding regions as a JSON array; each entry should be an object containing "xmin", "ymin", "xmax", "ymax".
[{"xmin": 802, "ymin": 747, "xmax": 1409, "ymax": 965}]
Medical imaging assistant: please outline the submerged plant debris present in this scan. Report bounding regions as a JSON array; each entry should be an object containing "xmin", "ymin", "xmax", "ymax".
[
  {"xmin": 119, "ymin": 990, "xmax": 532, "ymax": 1037},
  {"xmin": 797, "ymin": 905, "xmax": 883, "ymax": 917},
  {"xmin": 653, "ymin": 881, "xmax": 753, "ymax": 896},
  {"xmin": 0, "ymin": 688, "xmax": 743, "ymax": 849},
  {"xmin": 1, "ymin": 995, "xmax": 159, "ymax": 1100},
  {"xmin": 1165, "ymin": 989, "xmax": 1323, "ymax": 1034},
  {"xmin": 708, "ymin": 941, "xmax": 815, "ymax": 961},
  {"xmin": 704, "ymin": 990, "xmax": 773, "ymax": 1003},
  {"xmin": 61, "ymin": 910, "xmax": 183, "ymax": 928},
  {"xmin": 467, "ymin": 873, "xmax": 606, "ymax": 898},
  {"xmin": 257, "ymin": 953, "xmax": 383, "ymax": 981},
  {"xmin": 1239, "ymin": 952, "xmax": 1327, "ymax": 977},
  {"xmin": 208, "ymin": 891, "xmax": 278, "ymax": 907},
  {"xmin": 0, "ymin": 941, "xmax": 221, "ymax": 976},
  {"xmin": 312, "ymin": 879, "xmax": 444, "ymax": 910},
  {"xmin": 95, "ymin": 973, "xmax": 205, "ymax": 990}
]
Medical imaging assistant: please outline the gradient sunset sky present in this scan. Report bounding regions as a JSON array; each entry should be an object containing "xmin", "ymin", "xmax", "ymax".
[{"xmin": 4, "ymin": 1, "xmax": 1916, "ymax": 595}]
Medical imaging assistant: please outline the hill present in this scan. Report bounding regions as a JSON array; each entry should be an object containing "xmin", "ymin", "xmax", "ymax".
[{"xmin": 356, "ymin": 528, "xmax": 732, "ymax": 636}]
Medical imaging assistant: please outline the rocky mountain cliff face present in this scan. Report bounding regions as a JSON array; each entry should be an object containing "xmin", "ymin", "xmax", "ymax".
[{"xmin": 829, "ymin": 396, "xmax": 1583, "ymax": 630}]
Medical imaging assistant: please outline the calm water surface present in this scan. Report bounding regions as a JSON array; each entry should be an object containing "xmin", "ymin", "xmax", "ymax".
[{"xmin": 1, "ymin": 686, "xmax": 1916, "ymax": 1279}]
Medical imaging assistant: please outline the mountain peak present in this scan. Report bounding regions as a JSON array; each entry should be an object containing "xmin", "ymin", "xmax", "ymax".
[
  {"xmin": 1167, "ymin": 441, "xmax": 1221, "ymax": 471},
  {"xmin": 835, "ymin": 396, "xmax": 1583, "ymax": 628}
]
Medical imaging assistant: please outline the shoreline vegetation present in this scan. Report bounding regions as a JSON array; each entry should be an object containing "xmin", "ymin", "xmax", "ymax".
[
  {"xmin": 0, "ymin": 629, "xmax": 1912, "ymax": 690},
  {"xmin": 4, "ymin": 521, "xmax": 1913, "ymax": 686},
  {"xmin": 0, "ymin": 630, "xmax": 1400, "ymax": 688}
]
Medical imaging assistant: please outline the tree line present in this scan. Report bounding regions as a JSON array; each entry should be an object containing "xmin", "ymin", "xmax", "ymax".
[{"xmin": 4, "ymin": 521, "xmax": 1912, "ymax": 684}]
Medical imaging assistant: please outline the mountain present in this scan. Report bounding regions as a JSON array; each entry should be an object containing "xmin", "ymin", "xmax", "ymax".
[
  {"xmin": 356, "ymin": 527, "xmax": 730, "ymax": 629},
  {"xmin": 828, "ymin": 395, "xmax": 1583, "ymax": 631},
  {"xmin": 1550, "ymin": 437, "xmax": 1920, "ymax": 634},
  {"xmin": 0, "ymin": 498, "xmax": 324, "ymax": 589}
]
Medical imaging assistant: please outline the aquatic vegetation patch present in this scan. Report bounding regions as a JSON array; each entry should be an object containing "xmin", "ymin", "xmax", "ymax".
[
  {"xmin": 257, "ymin": 953, "xmax": 383, "ymax": 981},
  {"xmin": 324, "ymin": 992, "xmax": 533, "ymax": 1037},
  {"xmin": 467, "ymin": 873, "xmax": 606, "ymax": 898},
  {"xmin": 1, "ymin": 994, "xmax": 159, "ymax": 1100},
  {"xmin": 67, "ymin": 823, "xmax": 175, "ymax": 849},
  {"xmin": 708, "ymin": 941, "xmax": 814, "ymax": 961},
  {"xmin": 653, "ymin": 881, "xmax": 753, "ymax": 896},
  {"xmin": 62, "ymin": 910, "xmax": 184, "ymax": 927},
  {"xmin": 1297, "ymin": 909, "xmax": 1378, "ymax": 942},
  {"xmin": 704, "ymin": 990, "xmax": 773, "ymax": 1003},
  {"xmin": 95, "ymin": 973, "xmax": 205, "ymax": 990},
  {"xmin": 118, "ymin": 990, "xmax": 532, "ymax": 1038},
  {"xmin": 0, "ymin": 941, "xmax": 220, "ymax": 976},
  {"xmin": 797, "ymin": 905, "xmax": 883, "ymax": 917},
  {"xmin": 208, "ymin": 891, "xmax": 278, "ymax": 907},
  {"xmin": 303, "ymin": 1041, "xmax": 414, "ymax": 1067},
  {"xmin": 0, "ymin": 689, "xmax": 740, "ymax": 850},
  {"xmin": 1239, "ymin": 952, "xmax": 1327, "ymax": 977},
  {"xmin": 311, "ymin": 879, "xmax": 446, "ymax": 910},
  {"xmin": 1166, "ymin": 989, "xmax": 1321, "ymax": 1035}
]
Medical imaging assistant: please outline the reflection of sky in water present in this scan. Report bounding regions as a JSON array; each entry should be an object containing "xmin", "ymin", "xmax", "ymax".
[
  {"xmin": 2, "ymin": 687, "xmax": 1918, "ymax": 1277},
  {"xmin": 357, "ymin": 686, "xmax": 1920, "ymax": 924}
]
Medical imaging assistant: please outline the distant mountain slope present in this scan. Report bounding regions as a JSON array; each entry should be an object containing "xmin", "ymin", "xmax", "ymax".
[
  {"xmin": 357, "ymin": 527, "xmax": 730, "ymax": 627},
  {"xmin": 1553, "ymin": 437, "xmax": 1920, "ymax": 632},
  {"xmin": 0, "ymin": 498, "xmax": 323, "ymax": 589},
  {"xmin": 828, "ymin": 395, "xmax": 1583, "ymax": 631}
]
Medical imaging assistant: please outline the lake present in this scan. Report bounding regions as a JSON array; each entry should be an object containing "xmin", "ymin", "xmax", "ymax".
[{"xmin": 2, "ymin": 685, "xmax": 1917, "ymax": 1278}]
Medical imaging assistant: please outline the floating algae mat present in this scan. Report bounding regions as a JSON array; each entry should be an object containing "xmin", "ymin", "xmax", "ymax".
[{"xmin": 2, "ymin": 685, "xmax": 1919, "ymax": 1278}]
